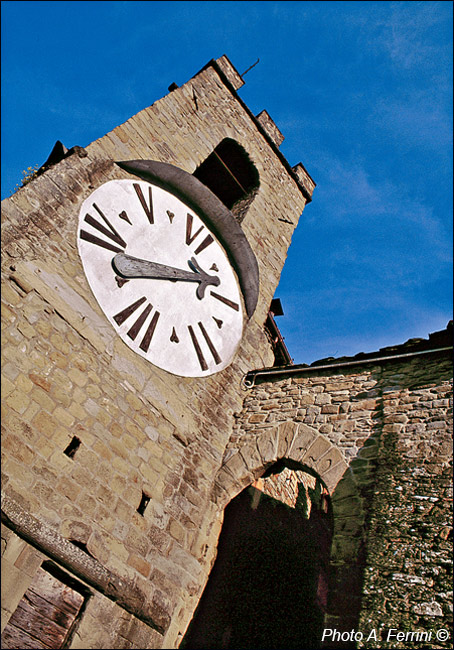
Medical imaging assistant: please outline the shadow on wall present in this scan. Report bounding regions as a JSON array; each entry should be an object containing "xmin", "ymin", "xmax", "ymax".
[
  {"xmin": 181, "ymin": 461, "xmax": 333, "ymax": 650},
  {"xmin": 323, "ymin": 355, "xmax": 453, "ymax": 649}
]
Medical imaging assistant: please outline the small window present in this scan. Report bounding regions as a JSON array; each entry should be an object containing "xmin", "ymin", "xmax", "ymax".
[
  {"xmin": 193, "ymin": 138, "xmax": 259, "ymax": 223},
  {"xmin": 63, "ymin": 437, "xmax": 81, "ymax": 459},
  {"xmin": 1, "ymin": 562, "xmax": 90, "ymax": 649},
  {"xmin": 137, "ymin": 491, "xmax": 151, "ymax": 516}
]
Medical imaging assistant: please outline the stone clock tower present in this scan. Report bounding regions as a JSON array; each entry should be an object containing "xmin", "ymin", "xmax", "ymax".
[{"xmin": 1, "ymin": 56, "xmax": 315, "ymax": 648}]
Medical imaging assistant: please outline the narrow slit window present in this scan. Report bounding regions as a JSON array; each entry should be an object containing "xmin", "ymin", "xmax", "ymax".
[
  {"xmin": 137, "ymin": 491, "xmax": 151, "ymax": 516},
  {"xmin": 63, "ymin": 437, "xmax": 81, "ymax": 459}
]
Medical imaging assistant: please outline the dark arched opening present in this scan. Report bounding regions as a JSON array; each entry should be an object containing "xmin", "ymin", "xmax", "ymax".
[
  {"xmin": 193, "ymin": 138, "xmax": 260, "ymax": 223},
  {"xmin": 180, "ymin": 460, "xmax": 333, "ymax": 649}
]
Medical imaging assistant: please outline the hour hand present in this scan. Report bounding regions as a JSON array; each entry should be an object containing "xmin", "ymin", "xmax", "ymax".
[{"xmin": 112, "ymin": 253, "xmax": 220, "ymax": 299}]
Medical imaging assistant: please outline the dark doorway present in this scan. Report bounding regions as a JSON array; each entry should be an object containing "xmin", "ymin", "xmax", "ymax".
[{"xmin": 181, "ymin": 462, "xmax": 333, "ymax": 650}]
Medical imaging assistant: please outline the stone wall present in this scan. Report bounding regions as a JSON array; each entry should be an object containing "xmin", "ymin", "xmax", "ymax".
[
  {"xmin": 358, "ymin": 364, "xmax": 452, "ymax": 648},
  {"xmin": 224, "ymin": 346, "xmax": 452, "ymax": 648},
  {"xmin": 1, "ymin": 56, "xmax": 312, "ymax": 648}
]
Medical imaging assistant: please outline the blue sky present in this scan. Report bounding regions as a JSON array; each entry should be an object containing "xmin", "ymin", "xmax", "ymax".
[{"xmin": 2, "ymin": 1, "xmax": 452, "ymax": 364}]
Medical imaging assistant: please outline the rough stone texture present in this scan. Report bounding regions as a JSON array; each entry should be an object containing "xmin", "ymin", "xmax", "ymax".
[
  {"xmin": 234, "ymin": 349, "xmax": 452, "ymax": 648},
  {"xmin": 1, "ymin": 526, "xmax": 160, "ymax": 650},
  {"xmin": 357, "ymin": 368, "xmax": 453, "ymax": 649},
  {"xmin": 1, "ymin": 56, "xmax": 310, "ymax": 649}
]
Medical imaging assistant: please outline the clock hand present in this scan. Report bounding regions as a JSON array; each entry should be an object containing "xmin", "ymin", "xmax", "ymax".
[{"xmin": 112, "ymin": 252, "xmax": 220, "ymax": 299}]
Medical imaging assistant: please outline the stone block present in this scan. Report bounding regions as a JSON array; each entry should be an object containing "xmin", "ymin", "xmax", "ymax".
[
  {"xmin": 316, "ymin": 446, "xmax": 346, "ymax": 477},
  {"xmin": 301, "ymin": 434, "xmax": 332, "ymax": 466},
  {"xmin": 277, "ymin": 420, "xmax": 298, "ymax": 458},
  {"xmin": 0, "ymin": 560, "xmax": 35, "ymax": 624},
  {"xmin": 5, "ymin": 390, "xmax": 31, "ymax": 415},
  {"xmin": 256, "ymin": 428, "xmax": 279, "ymax": 464},
  {"xmin": 128, "ymin": 553, "xmax": 152, "ymax": 578}
]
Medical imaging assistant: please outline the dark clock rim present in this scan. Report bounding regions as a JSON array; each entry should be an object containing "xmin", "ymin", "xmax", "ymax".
[{"xmin": 116, "ymin": 159, "xmax": 259, "ymax": 319}]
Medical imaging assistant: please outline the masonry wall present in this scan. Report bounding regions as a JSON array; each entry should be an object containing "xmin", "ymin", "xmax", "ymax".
[
  {"xmin": 1, "ymin": 57, "xmax": 311, "ymax": 648},
  {"xmin": 228, "ymin": 350, "xmax": 452, "ymax": 649}
]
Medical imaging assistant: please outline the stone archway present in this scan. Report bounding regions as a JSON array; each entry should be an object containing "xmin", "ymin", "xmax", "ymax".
[
  {"xmin": 182, "ymin": 459, "xmax": 334, "ymax": 649},
  {"xmin": 202, "ymin": 420, "xmax": 369, "ymax": 649},
  {"xmin": 212, "ymin": 421, "xmax": 349, "ymax": 508}
]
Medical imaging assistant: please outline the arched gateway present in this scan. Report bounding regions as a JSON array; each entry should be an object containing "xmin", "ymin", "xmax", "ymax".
[
  {"xmin": 180, "ymin": 422, "xmax": 349, "ymax": 649},
  {"xmin": 182, "ymin": 458, "xmax": 333, "ymax": 649}
]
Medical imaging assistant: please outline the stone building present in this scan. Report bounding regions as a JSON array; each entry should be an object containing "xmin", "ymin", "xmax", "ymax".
[{"xmin": 1, "ymin": 55, "xmax": 452, "ymax": 649}]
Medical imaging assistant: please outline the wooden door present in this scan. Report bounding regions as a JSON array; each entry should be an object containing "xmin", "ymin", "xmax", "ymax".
[{"xmin": 2, "ymin": 564, "xmax": 88, "ymax": 649}]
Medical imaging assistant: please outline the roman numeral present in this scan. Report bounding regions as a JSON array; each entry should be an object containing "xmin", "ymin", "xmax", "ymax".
[
  {"xmin": 79, "ymin": 203, "xmax": 127, "ymax": 253},
  {"xmin": 188, "ymin": 322, "xmax": 222, "ymax": 371},
  {"xmin": 198, "ymin": 322, "xmax": 221, "ymax": 365},
  {"xmin": 134, "ymin": 183, "xmax": 154, "ymax": 224},
  {"xmin": 113, "ymin": 297, "xmax": 160, "ymax": 352},
  {"xmin": 139, "ymin": 311, "xmax": 160, "ymax": 352},
  {"xmin": 188, "ymin": 325, "xmax": 208, "ymax": 371},
  {"xmin": 186, "ymin": 213, "xmax": 214, "ymax": 254},
  {"xmin": 127, "ymin": 304, "xmax": 152, "ymax": 340},
  {"xmin": 210, "ymin": 291, "xmax": 240, "ymax": 311},
  {"xmin": 113, "ymin": 297, "xmax": 146, "ymax": 325}
]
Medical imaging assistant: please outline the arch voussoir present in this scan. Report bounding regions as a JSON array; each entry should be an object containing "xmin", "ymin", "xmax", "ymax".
[
  {"xmin": 221, "ymin": 448, "xmax": 250, "ymax": 481},
  {"xmin": 301, "ymin": 435, "xmax": 332, "ymax": 466},
  {"xmin": 287, "ymin": 423, "xmax": 319, "ymax": 462},
  {"xmin": 321, "ymin": 459, "xmax": 349, "ymax": 493},
  {"xmin": 212, "ymin": 464, "xmax": 250, "ymax": 507},
  {"xmin": 238, "ymin": 445, "xmax": 263, "ymax": 478},
  {"xmin": 277, "ymin": 420, "xmax": 299, "ymax": 458},
  {"xmin": 315, "ymin": 447, "xmax": 346, "ymax": 476},
  {"xmin": 255, "ymin": 425, "xmax": 280, "ymax": 465}
]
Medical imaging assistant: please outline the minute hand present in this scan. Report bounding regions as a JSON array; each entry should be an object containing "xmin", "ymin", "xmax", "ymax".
[{"xmin": 112, "ymin": 253, "xmax": 220, "ymax": 299}]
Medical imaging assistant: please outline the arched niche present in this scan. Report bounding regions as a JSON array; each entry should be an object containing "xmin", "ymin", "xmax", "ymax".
[{"xmin": 193, "ymin": 138, "xmax": 260, "ymax": 224}]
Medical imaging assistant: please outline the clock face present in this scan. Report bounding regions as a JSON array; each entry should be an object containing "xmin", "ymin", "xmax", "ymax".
[{"xmin": 77, "ymin": 179, "xmax": 244, "ymax": 377}]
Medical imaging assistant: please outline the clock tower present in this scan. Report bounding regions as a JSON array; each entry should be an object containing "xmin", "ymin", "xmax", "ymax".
[{"xmin": 1, "ymin": 55, "xmax": 315, "ymax": 648}]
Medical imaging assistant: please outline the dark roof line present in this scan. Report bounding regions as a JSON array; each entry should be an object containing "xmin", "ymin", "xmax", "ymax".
[
  {"xmin": 243, "ymin": 322, "xmax": 453, "ymax": 387},
  {"xmin": 243, "ymin": 345, "xmax": 452, "ymax": 388}
]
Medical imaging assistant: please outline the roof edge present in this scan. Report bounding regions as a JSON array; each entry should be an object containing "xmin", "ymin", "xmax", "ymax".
[{"xmin": 244, "ymin": 321, "xmax": 453, "ymax": 386}]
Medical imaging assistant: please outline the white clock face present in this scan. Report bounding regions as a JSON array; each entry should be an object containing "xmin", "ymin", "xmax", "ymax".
[{"xmin": 77, "ymin": 179, "xmax": 244, "ymax": 377}]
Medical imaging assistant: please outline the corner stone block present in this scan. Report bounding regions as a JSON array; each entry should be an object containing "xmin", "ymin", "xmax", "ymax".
[{"xmin": 287, "ymin": 423, "xmax": 318, "ymax": 462}]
